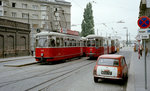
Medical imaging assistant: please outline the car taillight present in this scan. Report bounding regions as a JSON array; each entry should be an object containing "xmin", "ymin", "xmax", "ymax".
[
  {"xmin": 117, "ymin": 68, "xmax": 122, "ymax": 77},
  {"xmin": 93, "ymin": 66, "xmax": 97, "ymax": 75}
]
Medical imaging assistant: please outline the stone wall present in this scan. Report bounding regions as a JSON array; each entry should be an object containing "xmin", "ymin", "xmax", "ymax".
[{"xmin": 0, "ymin": 18, "xmax": 30, "ymax": 58}]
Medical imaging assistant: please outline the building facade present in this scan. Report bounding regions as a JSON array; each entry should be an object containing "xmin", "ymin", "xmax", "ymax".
[
  {"xmin": 0, "ymin": 18, "xmax": 30, "ymax": 58},
  {"xmin": 0, "ymin": 0, "xmax": 71, "ymax": 51},
  {"xmin": 139, "ymin": 0, "xmax": 150, "ymax": 52}
]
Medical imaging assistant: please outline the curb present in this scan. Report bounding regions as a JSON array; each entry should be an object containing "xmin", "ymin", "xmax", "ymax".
[
  {"xmin": 126, "ymin": 52, "xmax": 135, "ymax": 91},
  {"xmin": 0, "ymin": 56, "xmax": 34, "ymax": 63},
  {"xmin": 4, "ymin": 62, "xmax": 37, "ymax": 67}
]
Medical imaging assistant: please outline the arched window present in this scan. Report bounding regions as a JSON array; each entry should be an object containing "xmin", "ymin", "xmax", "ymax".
[
  {"xmin": 0, "ymin": 35, "xmax": 4, "ymax": 50},
  {"xmin": 20, "ymin": 36, "xmax": 26, "ymax": 50},
  {"xmin": 7, "ymin": 35, "xmax": 14, "ymax": 50}
]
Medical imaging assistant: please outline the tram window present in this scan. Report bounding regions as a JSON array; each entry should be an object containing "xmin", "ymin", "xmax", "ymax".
[
  {"xmin": 76, "ymin": 41, "xmax": 79, "ymax": 46},
  {"xmin": 99, "ymin": 40, "xmax": 102, "ymax": 47},
  {"xmin": 51, "ymin": 39, "xmax": 55, "ymax": 47},
  {"xmin": 84, "ymin": 41, "xmax": 86, "ymax": 47},
  {"xmin": 65, "ymin": 41, "xmax": 67, "ymax": 47},
  {"xmin": 91, "ymin": 40, "xmax": 95, "ymax": 47},
  {"xmin": 69, "ymin": 40, "xmax": 72, "ymax": 46},
  {"xmin": 80, "ymin": 41, "xmax": 83, "ymax": 47},
  {"xmin": 67, "ymin": 39, "xmax": 70, "ymax": 46},
  {"xmin": 111, "ymin": 40, "xmax": 114, "ymax": 46},
  {"xmin": 96, "ymin": 39, "xmax": 99, "ymax": 47},
  {"xmin": 73, "ymin": 40, "xmax": 76, "ymax": 46},
  {"xmin": 80, "ymin": 41, "xmax": 82, "ymax": 47},
  {"xmin": 60, "ymin": 38, "xmax": 64, "ymax": 47},
  {"xmin": 36, "ymin": 37, "xmax": 48, "ymax": 47},
  {"xmin": 107, "ymin": 40, "xmax": 109, "ymax": 46},
  {"xmin": 87, "ymin": 40, "xmax": 90, "ymax": 47},
  {"xmin": 56, "ymin": 38, "xmax": 60, "ymax": 47}
]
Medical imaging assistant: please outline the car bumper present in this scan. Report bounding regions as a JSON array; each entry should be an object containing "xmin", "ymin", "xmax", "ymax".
[{"xmin": 94, "ymin": 75, "xmax": 122, "ymax": 80}]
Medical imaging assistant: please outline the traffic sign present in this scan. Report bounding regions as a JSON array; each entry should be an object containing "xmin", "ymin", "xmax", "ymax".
[
  {"xmin": 138, "ymin": 28, "xmax": 150, "ymax": 34},
  {"xmin": 141, "ymin": 34, "xmax": 149, "ymax": 39},
  {"xmin": 138, "ymin": 16, "xmax": 150, "ymax": 29},
  {"xmin": 136, "ymin": 34, "xmax": 141, "ymax": 41}
]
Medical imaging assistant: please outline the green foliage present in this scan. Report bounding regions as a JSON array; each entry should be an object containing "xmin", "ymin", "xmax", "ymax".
[{"xmin": 81, "ymin": 2, "xmax": 95, "ymax": 37}]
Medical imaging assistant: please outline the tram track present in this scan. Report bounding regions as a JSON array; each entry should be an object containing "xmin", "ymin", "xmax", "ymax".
[
  {"xmin": 0, "ymin": 57, "xmax": 93, "ymax": 89},
  {"xmin": 26, "ymin": 61, "xmax": 95, "ymax": 91}
]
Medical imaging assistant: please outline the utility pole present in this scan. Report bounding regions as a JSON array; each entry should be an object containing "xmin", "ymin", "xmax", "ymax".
[
  {"xmin": 123, "ymin": 27, "xmax": 128, "ymax": 47},
  {"xmin": 129, "ymin": 33, "xmax": 130, "ymax": 46},
  {"xmin": 126, "ymin": 29, "xmax": 128, "ymax": 46}
]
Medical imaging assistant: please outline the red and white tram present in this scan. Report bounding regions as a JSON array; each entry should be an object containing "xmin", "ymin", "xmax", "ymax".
[
  {"xmin": 85, "ymin": 35, "xmax": 117, "ymax": 58},
  {"xmin": 86, "ymin": 35, "xmax": 105, "ymax": 58},
  {"xmin": 35, "ymin": 31, "xmax": 83, "ymax": 63}
]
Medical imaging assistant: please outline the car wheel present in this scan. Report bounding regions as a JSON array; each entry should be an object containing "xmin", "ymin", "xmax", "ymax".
[{"xmin": 94, "ymin": 77, "xmax": 98, "ymax": 83}]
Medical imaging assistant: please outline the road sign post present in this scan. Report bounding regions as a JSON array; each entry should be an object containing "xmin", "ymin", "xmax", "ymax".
[
  {"xmin": 137, "ymin": 16, "xmax": 149, "ymax": 90},
  {"xmin": 143, "ymin": 39, "xmax": 147, "ymax": 89}
]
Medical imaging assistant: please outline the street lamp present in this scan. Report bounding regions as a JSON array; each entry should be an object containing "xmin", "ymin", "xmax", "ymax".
[{"xmin": 123, "ymin": 27, "xmax": 128, "ymax": 47}]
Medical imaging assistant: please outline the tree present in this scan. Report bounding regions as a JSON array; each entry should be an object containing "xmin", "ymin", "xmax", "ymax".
[{"xmin": 81, "ymin": 2, "xmax": 94, "ymax": 37}]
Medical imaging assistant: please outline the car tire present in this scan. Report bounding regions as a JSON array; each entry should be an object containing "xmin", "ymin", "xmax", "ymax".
[{"xmin": 94, "ymin": 77, "xmax": 98, "ymax": 83}]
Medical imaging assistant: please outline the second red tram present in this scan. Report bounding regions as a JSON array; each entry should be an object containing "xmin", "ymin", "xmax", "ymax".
[{"xmin": 85, "ymin": 35, "xmax": 117, "ymax": 58}]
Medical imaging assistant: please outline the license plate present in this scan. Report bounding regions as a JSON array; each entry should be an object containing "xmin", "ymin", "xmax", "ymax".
[{"xmin": 101, "ymin": 71, "xmax": 112, "ymax": 75}]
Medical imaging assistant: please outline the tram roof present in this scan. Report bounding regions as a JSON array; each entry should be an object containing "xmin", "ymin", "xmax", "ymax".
[
  {"xmin": 86, "ymin": 35, "xmax": 103, "ymax": 39},
  {"xmin": 36, "ymin": 31, "xmax": 81, "ymax": 39}
]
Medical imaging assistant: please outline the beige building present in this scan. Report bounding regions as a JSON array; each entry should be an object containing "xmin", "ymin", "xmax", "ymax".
[{"xmin": 0, "ymin": 0, "xmax": 71, "ymax": 51}]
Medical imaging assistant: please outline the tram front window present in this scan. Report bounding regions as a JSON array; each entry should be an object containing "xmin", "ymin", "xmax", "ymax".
[
  {"xmin": 36, "ymin": 38, "xmax": 48, "ymax": 48},
  {"xmin": 87, "ymin": 40, "xmax": 95, "ymax": 47}
]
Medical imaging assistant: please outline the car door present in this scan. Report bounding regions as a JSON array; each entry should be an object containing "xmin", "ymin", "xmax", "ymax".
[
  {"xmin": 121, "ymin": 57, "xmax": 127, "ymax": 77},
  {"xmin": 123, "ymin": 57, "xmax": 128, "ymax": 76}
]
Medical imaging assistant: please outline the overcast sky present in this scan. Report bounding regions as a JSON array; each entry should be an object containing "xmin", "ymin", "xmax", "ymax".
[{"xmin": 66, "ymin": 0, "xmax": 141, "ymax": 40}]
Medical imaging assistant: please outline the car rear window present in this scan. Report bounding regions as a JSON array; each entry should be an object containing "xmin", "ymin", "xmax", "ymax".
[{"xmin": 97, "ymin": 58, "xmax": 119, "ymax": 66}]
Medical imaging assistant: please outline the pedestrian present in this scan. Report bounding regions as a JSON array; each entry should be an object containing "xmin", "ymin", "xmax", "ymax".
[
  {"xmin": 117, "ymin": 47, "xmax": 119, "ymax": 53},
  {"xmin": 140, "ymin": 45, "xmax": 143, "ymax": 56},
  {"xmin": 31, "ymin": 50, "xmax": 34, "ymax": 56}
]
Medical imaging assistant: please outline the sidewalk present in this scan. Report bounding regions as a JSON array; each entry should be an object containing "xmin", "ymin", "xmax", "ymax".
[
  {"xmin": 0, "ymin": 56, "xmax": 34, "ymax": 63},
  {"xmin": 127, "ymin": 51, "xmax": 150, "ymax": 91}
]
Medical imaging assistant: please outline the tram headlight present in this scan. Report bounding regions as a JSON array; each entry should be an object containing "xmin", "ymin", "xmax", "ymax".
[{"xmin": 41, "ymin": 53, "xmax": 44, "ymax": 57}]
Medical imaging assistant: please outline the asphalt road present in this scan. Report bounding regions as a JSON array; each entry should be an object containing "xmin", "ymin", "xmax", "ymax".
[{"xmin": 0, "ymin": 47, "xmax": 133, "ymax": 91}]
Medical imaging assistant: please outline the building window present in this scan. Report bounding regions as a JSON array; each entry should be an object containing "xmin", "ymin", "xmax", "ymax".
[
  {"xmin": 32, "ymin": 24, "xmax": 38, "ymax": 28},
  {"xmin": 12, "ymin": 12, "xmax": 17, "ymax": 17},
  {"xmin": 0, "ymin": 10, "xmax": 2, "ymax": 16},
  {"xmin": 0, "ymin": 1, "xmax": 2, "ymax": 6},
  {"xmin": 32, "ymin": 14, "xmax": 38, "ymax": 19},
  {"xmin": 12, "ymin": 2, "xmax": 16, "ymax": 7},
  {"xmin": 42, "ymin": 14, "xmax": 48, "ymax": 19},
  {"xmin": 22, "ymin": 13, "xmax": 28, "ymax": 18},
  {"xmin": 32, "ymin": 5, "xmax": 38, "ymax": 10},
  {"xmin": 41, "ymin": 5, "xmax": 47, "ymax": 10},
  {"xmin": 4, "ymin": 11, "xmax": 7, "ymax": 15},
  {"xmin": 22, "ymin": 4, "xmax": 27, "ymax": 9}
]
